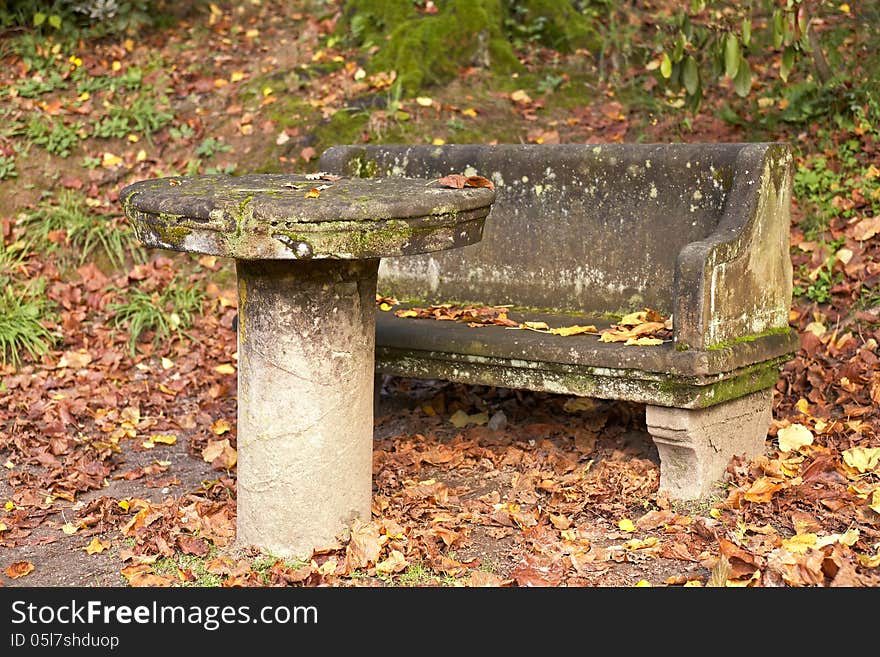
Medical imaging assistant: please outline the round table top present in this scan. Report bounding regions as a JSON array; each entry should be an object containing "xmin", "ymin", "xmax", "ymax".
[{"xmin": 120, "ymin": 173, "xmax": 495, "ymax": 260}]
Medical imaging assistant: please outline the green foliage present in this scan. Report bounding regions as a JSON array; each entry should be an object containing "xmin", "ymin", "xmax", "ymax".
[
  {"xmin": 0, "ymin": 276, "xmax": 58, "ymax": 369},
  {"xmin": 18, "ymin": 190, "xmax": 143, "ymax": 269},
  {"xmin": 793, "ymin": 100, "xmax": 880, "ymax": 240},
  {"xmin": 195, "ymin": 137, "xmax": 232, "ymax": 159},
  {"xmin": 109, "ymin": 271, "xmax": 206, "ymax": 356},
  {"xmin": 0, "ymin": 153, "xmax": 17, "ymax": 180},
  {"xmin": 25, "ymin": 116, "xmax": 82, "ymax": 157},
  {"xmin": 651, "ymin": 0, "xmax": 874, "ymax": 120},
  {"xmin": 0, "ymin": 0, "xmax": 199, "ymax": 37},
  {"xmin": 793, "ymin": 238, "xmax": 846, "ymax": 305}
]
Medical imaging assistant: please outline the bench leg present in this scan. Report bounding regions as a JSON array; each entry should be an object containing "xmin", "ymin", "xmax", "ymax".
[{"xmin": 645, "ymin": 389, "xmax": 772, "ymax": 500}]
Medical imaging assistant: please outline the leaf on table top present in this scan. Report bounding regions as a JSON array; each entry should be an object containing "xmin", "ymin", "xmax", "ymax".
[{"xmin": 436, "ymin": 174, "xmax": 495, "ymax": 190}]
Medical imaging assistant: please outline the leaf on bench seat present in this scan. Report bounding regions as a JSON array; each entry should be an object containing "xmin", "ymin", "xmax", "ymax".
[{"xmin": 549, "ymin": 325, "xmax": 598, "ymax": 336}]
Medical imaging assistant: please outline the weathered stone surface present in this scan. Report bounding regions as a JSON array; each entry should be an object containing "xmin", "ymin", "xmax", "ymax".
[
  {"xmin": 319, "ymin": 143, "xmax": 797, "ymax": 500},
  {"xmin": 236, "ymin": 259, "xmax": 378, "ymax": 559},
  {"xmin": 120, "ymin": 173, "xmax": 493, "ymax": 260},
  {"xmin": 645, "ymin": 389, "xmax": 773, "ymax": 499},
  {"xmin": 319, "ymin": 143, "xmax": 795, "ymax": 350},
  {"xmin": 121, "ymin": 171, "xmax": 495, "ymax": 557}
]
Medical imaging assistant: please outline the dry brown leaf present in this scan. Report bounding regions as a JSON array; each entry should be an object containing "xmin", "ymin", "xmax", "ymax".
[{"xmin": 5, "ymin": 561, "xmax": 34, "ymax": 578}]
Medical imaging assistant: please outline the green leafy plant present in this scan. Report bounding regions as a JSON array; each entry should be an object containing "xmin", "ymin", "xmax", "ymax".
[
  {"xmin": 651, "ymin": 1, "xmax": 862, "ymax": 115},
  {"xmin": 0, "ymin": 153, "xmax": 17, "ymax": 180},
  {"xmin": 25, "ymin": 116, "xmax": 82, "ymax": 157},
  {"xmin": 0, "ymin": 276, "xmax": 58, "ymax": 369},
  {"xmin": 108, "ymin": 272, "xmax": 206, "ymax": 356},
  {"xmin": 195, "ymin": 137, "xmax": 232, "ymax": 159}
]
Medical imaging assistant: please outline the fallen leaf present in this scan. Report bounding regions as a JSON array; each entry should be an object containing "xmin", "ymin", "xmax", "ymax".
[
  {"xmin": 150, "ymin": 434, "xmax": 177, "ymax": 445},
  {"xmin": 211, "ymin": 418, "xmax": 232, "ymax": 435},
  {"xmin": 304, "ymin": 188, "xmax": 321, "ymax": 198},
  {"xmin": 214, "ymin": 363, "xmax": 235, "ymax": 375},
  {"xmin": 777, "ymin": 423, "xmax": 814, "ymax": 453},
  {"xmin": 743, "ymin": 476, "xmax": 784, "ymax": 503},
  {"xmin": 842, "ymin": 447, "xmax": 880, "ymax": 473},
  {"xmin": 618, "ymin": 518, "xmax": 635, "ymax": 532},
  {"xmin": 344, "ymin": 519, "xmax": 382, "ymax": 572},
  {"xmin": 5, "ymin": 561, "xmax": 34, "ymax": 578},
  {"xmin": 61, "ymin": 522, "xmax": 79, "ymax": 535},
  {"xmin": 624, "ymin": 337, "xmax": 664, "ymax": 346},
  {"xmin": 375, "ymin": 549, "xmax": 407, "ymax": 574},
  {"xmin": 550, "ymin": 324, "xmax": 597, "ymax": 336},
  {"xmin": 84, "ymin": 537, "xmax": 110, "ymax": 554}
]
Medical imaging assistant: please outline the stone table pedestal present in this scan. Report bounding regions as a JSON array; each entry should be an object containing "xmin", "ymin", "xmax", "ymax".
[{"xmin": 121, "ymin": 173, "xmax": 494, "ymax": 559}]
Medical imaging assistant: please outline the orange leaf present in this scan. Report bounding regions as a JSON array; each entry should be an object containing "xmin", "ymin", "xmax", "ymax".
[
  {"xmin": 5, "ymin": 561, "xmax": 34, "ymax": 578},
  {"xmin": 465, "ymin": 175, "xmax": 495, "ymax": 190},
  {"xmin": 743, "ymin": 476, "xmax": 784, "ymax": 503},
  {"xmin": 436, "ymin": 174, "xmax": 467, "ymax": 189}
]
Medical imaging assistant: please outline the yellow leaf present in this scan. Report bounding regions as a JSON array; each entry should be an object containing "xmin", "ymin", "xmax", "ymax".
[
  {"xmin": 135, "ymin": 149, "xmax": 147, "ymax": 162},
  {"xmin": 624, "ymin": 337, "xmax": 664, "ymax": 346},
  {"xmin": 432, "ymin": 138, "xmax": 446, "ymax": 146},
  {"xmin": 618, "ymin": 518, "xmax": 635, "ymax": 532},
  {"xmin": 0, "ymin": 522, "xmax": 6, "ymax": 532},
  {"xmin": 415, "ymin": 96, "xmax": 433, "ymax": 106},
  {"xmin": 521, "ymin": 321, "xmax": 549, "ymax": 330},
  {"xmin": 61, "ymin": 523, "xmax": 79, "ymax": 535},
  {"xmin": 781, "ymin": 533, "xmax": 817, "ymax": 554},
  {"xmin": 634, "ymin": 579, "xmax": 652, "ymax": 587},
  {"xmin": 376, "ymin": 549, "xmax": 407, "ymax": 574},
  {"xmin": 743, "ymin": 476, "xmax": 784, "ymax": 503},
  {"xmin": 304, "ymin": 188, "xmax": 321, "ymax": 198},
  {"xmin": 379, "ymin": 302, "xmax": 393, "ymax": 311},
  {"xmin": 510, "ymin": 89, "xmax": 532, "ymax": 104},
  {"xmin": 461, "ymin": 108, "xmax": 478, "ymax": 117},
  {"xmin": 161, "ymin": 357, "xmax": 174, "ymax": 369},
  {"xmin": 246, "ymin": 28, "xmax": 260, "ymax": 38},
  {"xmin": 5, "ymin": 500, "xmax": 14, "ymax": 511},
  {"xmin": 619, "ymin": 311, "xmax": 647, "ymax": 326},
  {"xmin": 111, "ymin": 60, "xmax": 121, "ymax": 72},
  {"xmin": 871, "ymin": 489, "xmax": 880, "ymax": 514},
  {"xmin": 839, "ymin": 3, "xmax": 850, "ymax": 13},
  {"xmin": 449, "ymin": 410, "xmax": 487, "ymax": 428},
  {"xmin": 215, "ymin": 363, "xmax": 236, "ymax": 375},
  {"xmin": 804, "ymin": 321, "xmax": 826, "ymax": 336},
  {"xmin": 211, "ymin": 418, "xmax": 232, "ymax": 435},
  {"xmin": 151, "ymin": 434, "xmax": 177, "ymax": 445},
  {"xmin": 795, "ymin": 398, "xmax": 810, "ymax": 414},
  {"xmin": 84, "ymin": 537, "xmax": 110, "ymax": 554},
  {"xmin": 858, "ymin": 552, "xmax": 880, "ymax": 568},
  {"xmin": 549, "ymin": 324, "xmax": 597, "ymax": 336},
  {"xmin": 118, "ymin": 499, "xmax": 130, "ymax": 511},
  {"xmin": 230, "ymin": 71, "xmax": 245, "ymax": 82},
  {"xmin": 777, "ymin": 423, "xmax": 814, "ymax": 453},
  {"xmin": 709, "ymin": 508, "xmax": 722, "ymax": 519},
  {"xmin": 395, "ymin": 309, "xmax": 419, "ymax": 318},
  {"xmin": 102, "ymin": 152, "xmax": 123, "ymax": 167},
  {"xmin": 684, "ymin": 580, "xmax": 703, "ymax": 587},
  {"xmin": 141, "ymin": 440, "xmax": 156, "ymax": 449},
  {"xmin": 843, "ymin": 447, "xmax": 880, "ymax": 473},
  {"xmin": 3, "ymin": 460, "xmax": 13, "ymax": 469}
]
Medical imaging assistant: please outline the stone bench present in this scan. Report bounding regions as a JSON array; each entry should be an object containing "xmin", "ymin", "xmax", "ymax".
[{"xmin": 318, "ymin": 142, "xmax": 799, "ymax": 500}]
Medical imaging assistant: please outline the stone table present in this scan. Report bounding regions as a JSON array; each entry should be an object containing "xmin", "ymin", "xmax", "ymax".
[{"xmin": 120, "ymin": 173, "xmax": 495, "ymax": 559}]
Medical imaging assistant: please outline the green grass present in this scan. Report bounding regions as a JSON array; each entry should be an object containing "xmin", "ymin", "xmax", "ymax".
[
  {"xmin": 0, "ymin": 276, "xmax": 58, "ymax": 369},
  {"xmin": 153, "ymin": 550, "xmax": 223, "ymax": 587},
  {"xmin": 108, "ymin": 271, "xmax": 207, "ymax": 356},
  {"xmin": 17, "ymin": 190, "xmax": 142, "ymax": 270}
]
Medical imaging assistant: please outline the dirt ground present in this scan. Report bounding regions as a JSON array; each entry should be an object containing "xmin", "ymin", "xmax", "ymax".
[{"xmin": 0, "ymin": 371, "xmax": 720, "ymax": 589}]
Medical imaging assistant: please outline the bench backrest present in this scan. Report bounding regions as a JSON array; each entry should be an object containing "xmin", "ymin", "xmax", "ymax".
[{"xmin": 319, "ymin": 143, "xmax": 755, "ymax": 316}]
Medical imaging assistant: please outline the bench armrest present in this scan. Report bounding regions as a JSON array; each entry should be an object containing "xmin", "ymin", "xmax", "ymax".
[{"xmin": 674, "ymin": 143, "xmax": 794, "ymax": 350}]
